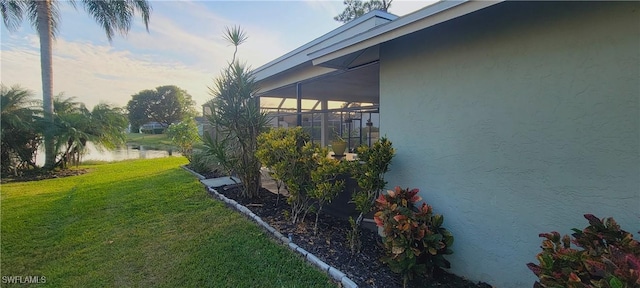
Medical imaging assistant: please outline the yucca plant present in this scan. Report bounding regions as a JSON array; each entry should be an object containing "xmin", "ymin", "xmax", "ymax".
[{"xmin": 204, "ymin": 26, "xmax": 269, "ymax": 199}]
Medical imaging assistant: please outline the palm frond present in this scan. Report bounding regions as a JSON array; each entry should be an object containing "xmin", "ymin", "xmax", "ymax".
[
  {"xmin": 1, "ymin": 84, "xmax": 39, "ymax": 135},
  {"xmin": 25, "ymin": 0, "xmax": 60, "ymax": 39},
  {"xmin": 223, "ymin": 25, "xmax": 247, "ymax": 65},
  {"xmin": 223, "ymin": 25, "xmax": 248, "ymax": 47},
  {"xmin": 81, "ymin": 0, "xmax": 151, "ymax": 42},
  {"xmin": 0, "ymin": 0, "xmax": 24, "ymax": 31}
]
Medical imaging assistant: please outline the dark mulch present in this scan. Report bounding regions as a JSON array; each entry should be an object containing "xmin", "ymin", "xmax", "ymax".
[
  {"xmin": 4, "ymin": 165, "xmax": 491, "ymax": 287},
  {"xmin": 1, "ymin": 168, "xmax": 89, "ymax": 184},
  {"xmin": 214, "ymin": 185, "xmax": 492, "ymax": 288}
]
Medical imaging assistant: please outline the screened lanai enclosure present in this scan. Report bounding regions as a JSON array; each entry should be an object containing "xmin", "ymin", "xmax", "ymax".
[
  {"xmin": 257, "ymin": 58, "xmax": 381, "ymax": 153},
  {"xmin": 256, "ymin": 62, "xmax": 381, "ymax": 152},
  {"xmin": 252, "ymin": 11, "xmax": 398, "ymax": 153}
]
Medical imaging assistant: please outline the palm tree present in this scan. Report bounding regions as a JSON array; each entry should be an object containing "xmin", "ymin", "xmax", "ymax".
[
  {"xmin": 51, "ymin": 95, "xmax": 90, "ymax": 168},
  {"xmin": 51, "ymin": 95, "xmax": 128, "ymax": 168},
  {"xmin": 88, "ymin": 103, "xmax": 128, "ymax": 150},
  {"xmin": 1, "ymin": 0, "xmax": 151, "ymax": 169},
  {"xmin": 0, "ymin": 85, "xmax": 41, "ymax": 174}
]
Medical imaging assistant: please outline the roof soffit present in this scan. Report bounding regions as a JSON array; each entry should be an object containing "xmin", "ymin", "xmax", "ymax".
[
  {"xmin": 254, "ymin": 10, "xmax": 397, "ymax": 81},
  {"xmin": 310, "ymin": 0, "xmax": 504, "ymax": 66}
]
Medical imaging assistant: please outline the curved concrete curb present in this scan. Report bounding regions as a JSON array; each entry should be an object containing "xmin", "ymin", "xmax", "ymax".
[
  {"xmin": 181, "ymin": 166, "xmax": 358, "ymax": 288},
  {"xmin": 182, "ymin": 165, "xmax": 206, "ymax": 180}
]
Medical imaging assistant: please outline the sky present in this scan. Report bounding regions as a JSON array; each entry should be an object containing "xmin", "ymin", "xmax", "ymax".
[{"xmin": 0, "ymin": 0, "xmax": 436, "ymax": 110}]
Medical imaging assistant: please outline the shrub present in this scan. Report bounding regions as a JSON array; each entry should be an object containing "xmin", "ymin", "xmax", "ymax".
[
  {"xmin": 256, "ymin": 127, "xmax": 347, "ymax": 228},
  {"xmin": 166, "ymin": 118, "xmax": 199, "ymax": 161},
  {"xmin": 527, "ymin": 214, "xmax": 640, "ymax": 288},
  {"xmin": 351, "ymin": 137, "xmax": 394, "ymax": 220},
  {"xmin": 347, "ymin": 137, "xmax": 394, "ymax": 254},
  {"xmin": 309, "ymin": 149, "xmax": 346, "ymax": 234},
  {"xmin": 188, "ymin": 149, "xmax": 224, "ymax": 178},
  {"xmin": 257, "ymin": 127, "xmax": 315, "ymax": 223},
  {"xmin": 374, "ymin": 186, "xmax": 454, "ymax": 287}
]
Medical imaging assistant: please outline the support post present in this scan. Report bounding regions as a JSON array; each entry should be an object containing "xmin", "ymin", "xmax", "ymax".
[
  {"xmin": 296, "ymin": 83, "xmax": 302, "ymax": 126},
  {"xmin": 321, "ymin": 100, "xmax": 329, "ymax": 147}
]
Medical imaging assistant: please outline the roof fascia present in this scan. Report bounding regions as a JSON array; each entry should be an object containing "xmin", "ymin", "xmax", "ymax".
[
  {"xmin": 310, "ymin": 0, "xmax": 504, "ymax": 66},
  {"xmin": 253, "ymin": 10, "xmax": 397, "ymax": 76}
]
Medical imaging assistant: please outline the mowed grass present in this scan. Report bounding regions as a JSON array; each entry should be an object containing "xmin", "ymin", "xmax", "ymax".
[
  {"xmin": 125, "ymin": 133, "xmax": 205, "ymax": 151},
  {"xmin": 125, "ymin": 133, "xmax": 176, "ymax": 150},
  {"xmin": 1, "ymin": 157, "xmax": 335, "ymax": 287}
]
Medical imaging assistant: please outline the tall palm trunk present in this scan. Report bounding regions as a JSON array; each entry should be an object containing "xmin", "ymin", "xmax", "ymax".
[{"xmin": 36, "ymin": 0, "xmax": 55, "ymax": 169}]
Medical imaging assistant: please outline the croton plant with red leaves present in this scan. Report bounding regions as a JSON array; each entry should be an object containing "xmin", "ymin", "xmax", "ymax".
[
  {"xmin": 374, "ymin": 186, "xmax": 454, "ymax": 287},
  {"xmin": 527, "ymin": 214, "xmax": 640, "ymax": 288}
]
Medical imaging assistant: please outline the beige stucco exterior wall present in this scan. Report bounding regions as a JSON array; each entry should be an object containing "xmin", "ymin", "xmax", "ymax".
[{"xmin": 379, "ymin": 2, "xmax": 639, "ymax": 286}]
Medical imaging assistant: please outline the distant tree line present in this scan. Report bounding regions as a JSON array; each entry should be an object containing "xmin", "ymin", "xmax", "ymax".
[{"xmin": 127, "ymin": 85, "xmax": 196, "ymax": 133}]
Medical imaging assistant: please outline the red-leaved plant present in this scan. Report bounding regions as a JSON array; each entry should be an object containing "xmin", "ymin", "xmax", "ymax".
[
  {"xmin": 374, "ymin": 186, "xmax": 454, "ymax": 287},
  {"xmin": 527, "ymin": 214, "xmax": 640, "ymax": 288}
]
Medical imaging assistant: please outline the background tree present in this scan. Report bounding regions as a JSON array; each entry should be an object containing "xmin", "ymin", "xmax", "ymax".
[
  {"xmin": 127, "ymin": 85, "xmax": 196, "ymax": 132},
  {"xmin": 203, "ymin": 26, "xmax": 269, "ymax": 199},
  {"xmin": 0, "ymin": 85, "xmax": 41, "ymax": 175},
  {"xmin": 0, "ymin": 0, "xmax": 151, "ymax": 169},
  {"xmin": 334, "ymin": 0, "xmax": 392, "ymax": 23}
]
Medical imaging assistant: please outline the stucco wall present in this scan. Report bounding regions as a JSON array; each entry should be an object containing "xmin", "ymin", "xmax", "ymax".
[{"xmin": 379, "ymin": 2, "xmax": 639, "ymax": 286}]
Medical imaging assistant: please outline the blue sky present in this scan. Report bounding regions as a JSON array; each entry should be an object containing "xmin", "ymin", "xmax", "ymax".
[{"xmin": 1, "ymin": 0, "xmax": 435, "ymax": 109}]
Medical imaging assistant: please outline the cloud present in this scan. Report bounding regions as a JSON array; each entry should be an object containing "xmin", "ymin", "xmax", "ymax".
[
  {"xmin": 117, "ymin": 1, "xmax": 295, "ymax": 70},
  {"xmin": 390, "ymin": 0, "xmax": 439, "ymax": 16},
  {"xmin": 0, "ymin": 1, "xmax": 298, "ymax": 110},
  {"xmin": 1, "ymin": 37, "xmax": 214, "ymax": 109},
  {"xmin": 303, "ymin": 0, "xmax": 343, "ymax": 18},
  {"xmin": 0, "ymin": 0, "xmax": 435, "ymax": 113}
]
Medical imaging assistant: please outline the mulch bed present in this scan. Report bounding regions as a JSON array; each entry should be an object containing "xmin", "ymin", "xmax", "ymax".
[
  {"xmin": 214, "ymin": 185, "xmax": 492, "ymax": 288},
  {"xmin": 1, "ymin": 168, "xmax": 89, "ymax": 184}
]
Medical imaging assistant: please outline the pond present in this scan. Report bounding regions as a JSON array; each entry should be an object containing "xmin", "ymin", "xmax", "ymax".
[{"xmin": 35, "ymin": 142, "xmax": 180, "ymax": 166}]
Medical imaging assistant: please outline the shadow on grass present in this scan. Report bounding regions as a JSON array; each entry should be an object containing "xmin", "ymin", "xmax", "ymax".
[{"xmin": 1, "ymin": 163, "xmax": 335, "ymax": 287}]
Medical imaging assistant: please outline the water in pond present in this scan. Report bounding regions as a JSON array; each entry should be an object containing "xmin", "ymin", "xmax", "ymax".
[{"xmin": 35, "ymin": 142, "xmax": 180, "ymax": 166}]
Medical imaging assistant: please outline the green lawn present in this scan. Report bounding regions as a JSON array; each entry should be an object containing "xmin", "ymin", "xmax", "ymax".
[
  {"xmin": 125, "ymin": 133, "xmax": 176, "ymax": 150},
  {"xmin": 1, "ymin": 157, "xmax": 335, "ymax": 287},
  {"xmin": 125, "ymin": 133, "xmax": 205, "ymax": 151}
]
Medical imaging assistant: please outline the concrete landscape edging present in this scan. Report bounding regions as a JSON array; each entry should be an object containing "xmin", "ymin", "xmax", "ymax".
[{"xmin": 180, "ymin": 166, "xmax": 358, "ymax": 288}]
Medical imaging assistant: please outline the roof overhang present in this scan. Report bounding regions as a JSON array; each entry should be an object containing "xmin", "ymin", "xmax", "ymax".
[
  {"xmin": 309, "ymin": 0, "xmax": 504, "ymax": 68},
  {"xmin": 254, "ymin": 1, "xmax": 505, "ymax": 104},
  {"xmin": 258, "ymin": 62, "xmax": 379, "ymax": 104},
  {"xmin": 254, "ymin": 10, "xmax": 397, "ymax": 82}
]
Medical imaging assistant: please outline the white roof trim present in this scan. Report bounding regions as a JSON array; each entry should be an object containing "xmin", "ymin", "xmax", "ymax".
[
  {"xmin": 309, "ymin": 0, "xmax": 504, "ymax": 66},
  {"xmin": 253, "ymin": 10, "xmax": 397, "ymax": 76}
]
